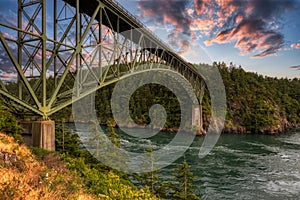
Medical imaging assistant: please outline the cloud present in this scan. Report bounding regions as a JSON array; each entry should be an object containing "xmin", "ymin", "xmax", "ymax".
[
  {"xmin": 137, "ymin": 0, "xmax": 297, "ymax": 58},
  {"xmin": 0, "ymin": 0, "xmax": 17, "ymax": 27},
  {"xmin": 0, "ymin": 43, "xmax": 17, "ymax": 73},
  {"xmin": 137, "ymin": 0, "xmax": 192, "ymax": 52},
  {"xmin": 203, "ymin": 0, "xmax": 295, "ymax": 58},
  {"xmin": 289, "ymin": 65, "xmax": 300, "ymax": 70},
  {"xmin": 0, "ymin": 69, "xmax": 17, "ymax": 82},
  {"xmin": 138, "ymin": 0, "xmax": 191, "ymax": 35},
  {"xmin": 205, "ymin": 18, "xmax": 284, "ymax": 58},
  {"xmin": 0, "ymin": 11, "xmax": 17, "ymax": 27},
  {"xmin": 291, "ymin": 43, "xmax": 300, "ymax": 49},
  {"xmin": 190, "ymin": 18, "xmax": 216, "ymax": 34}
]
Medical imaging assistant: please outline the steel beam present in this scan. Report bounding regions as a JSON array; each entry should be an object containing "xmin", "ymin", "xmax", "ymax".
[{"xmin": 0, "ymin": 0, "xmax": 205, "ymax": 121}]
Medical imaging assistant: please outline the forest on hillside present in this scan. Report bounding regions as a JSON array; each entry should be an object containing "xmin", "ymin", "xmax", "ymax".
[
  {"xmin": 4, "ymin": 62, "xmax": 300, "ymax": 134},
  {"xmin": 208, "ymin": 62, "xmax": 300, "ymax": 133},
  {"xmin": 50, "ymin": 62, "xmax": 300, "ymax": 134}
]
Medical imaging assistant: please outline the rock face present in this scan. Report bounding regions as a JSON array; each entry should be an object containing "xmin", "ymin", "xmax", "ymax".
[{"xmin": 221, "ymin": 118, "xmax": 299, "ymax": 135}]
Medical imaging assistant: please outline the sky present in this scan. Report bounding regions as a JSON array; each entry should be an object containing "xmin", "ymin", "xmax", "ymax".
[
  {"xmin": 115, "ymin": 0, "xmax": 300, "ymax": 78},
  {"xmin": 0, "ymin": 0, "xmax": 299, "ymax": 79}
]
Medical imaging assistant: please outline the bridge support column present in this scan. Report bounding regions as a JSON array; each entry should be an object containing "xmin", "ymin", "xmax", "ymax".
[
  {"xmin": 192, "ymin": 105, "xmax": 205, "ymax": 135},
  {"xmin": 32, "ymin": 121, "xmax": 55, "ymax": 151},
  {"xmin": 20, "ymin": 120, "xmax": 55, "ymax": 151}
]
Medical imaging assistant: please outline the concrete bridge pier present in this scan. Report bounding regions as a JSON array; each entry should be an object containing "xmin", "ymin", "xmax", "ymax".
[
  {"xmin": 192, "ymin": 105, "xmax": 205, "ymax": 135},
  {"xmin": 19, "ymin": 120, "xmax": 55, "ymax": 151}
]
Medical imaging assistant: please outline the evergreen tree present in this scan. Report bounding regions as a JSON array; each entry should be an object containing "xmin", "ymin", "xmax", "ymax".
[
  {"xmin": 134, "ymin": 143, "xmax": 162, "ymax": 195},
  {"xmin": 87, "ymin": 120, "xmax": 108, "ymax": 158},
  {"xmin": 107, "ymin": 118, "xmax": 120, "ymax": 148},
  {"xmin": 55, "ymin": 121, "xmax": 81, "ymax": 156},
  {"xmin": 168, "ymin": 160, "xmax": 200, "ymax": 200},
  {"xmin": 0, "ymin": 103, "xmax": 23, "ymax": 143}
]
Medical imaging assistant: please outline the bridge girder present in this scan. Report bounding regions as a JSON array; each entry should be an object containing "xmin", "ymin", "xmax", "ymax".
[{"xmin": 0, "ymin": 0, "xmax": 205, "ymax": 120}]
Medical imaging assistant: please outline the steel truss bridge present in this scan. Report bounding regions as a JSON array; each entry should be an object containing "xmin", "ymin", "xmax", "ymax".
[{"xmin": 0, "ymin": 0, "xmax": 205, "ymax": 120}]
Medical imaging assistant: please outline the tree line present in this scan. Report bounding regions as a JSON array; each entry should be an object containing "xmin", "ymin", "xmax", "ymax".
[{"xmin": 31, "ymin": 62, "xmax": 300, "ymax": 133}]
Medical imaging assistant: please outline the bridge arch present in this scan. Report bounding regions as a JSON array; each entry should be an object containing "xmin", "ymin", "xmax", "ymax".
[
  {"xmin": 0, "ymin": 0, "xmax": 205, "ymax": 120},
  {"xmin": 0, "ymin": 0, "xmax": 227, "ymax": 162}
]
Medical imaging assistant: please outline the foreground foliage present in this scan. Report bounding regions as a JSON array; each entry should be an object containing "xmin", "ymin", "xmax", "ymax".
[
  {"xmin": 54, "ymin": 123, "xmax": 160, "ymax": 199},
  {"xmin": 55, "ymin": 123, "xmax": 200, "ymax": 199},
  {"xmin": 0, "ymin": 133, "xmax": 95, "ymax": 200},
  {"xmin": 169, "ymin": 161, "xmax": 200, "ymax": 200},
  {"xmin": 0, "ymin": 105, "xmax": 23, "ymax": 143}
]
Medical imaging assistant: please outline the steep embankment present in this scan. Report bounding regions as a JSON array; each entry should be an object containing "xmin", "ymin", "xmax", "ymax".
[
  {"xmin": 0, "ymin": 132, "xmax": 160, "ymax": 200},
  {"xmin": 211, "ymin": 63, "xmax": 300, "ymax": 134},
  {"xmin": 0, "ymin": 133, "xmax": 96, "ymax": 200}
]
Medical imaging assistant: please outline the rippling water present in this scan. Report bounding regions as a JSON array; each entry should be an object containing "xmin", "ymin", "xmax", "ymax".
[
  {"xmin": 190, "ymin": 131, "xmax": 300, "ymax": 200},
  {"xmin": 69, "ymin": 124, "xmax": 300, "ymax": 200}
]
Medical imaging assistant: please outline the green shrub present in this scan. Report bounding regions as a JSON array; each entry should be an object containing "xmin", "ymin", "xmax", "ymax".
[
  {"xmin": 0, "ymin": 108, "xmax": 23, "ymax": 144},
  {"xmin": 0, "ymin": 109, "xmax": 22, "ymax": 134}
]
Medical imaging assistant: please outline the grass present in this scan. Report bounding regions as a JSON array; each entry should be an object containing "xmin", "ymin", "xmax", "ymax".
[
  {"xmin": 0, "ymin": 133, "xmax": 96, "ymax": 200},
  {"xmin": 0, "ymin": 133, "xmax": 160, "ymax": 199}
]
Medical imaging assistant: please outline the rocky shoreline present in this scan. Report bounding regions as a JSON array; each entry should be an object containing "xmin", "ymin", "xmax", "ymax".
[
  {"xmin": 66, "ymin": 119, "xmax": 299, "ymax": 135},
  {"xmin": 222, "ymin": 124, "xmax": 300, "ymax": 134},
  {"xmin": 115, "ymin": 119, "xmax": 300, "ymax": 135},
  {"xmin": 221, "ymin": 121, "xmax": 299, "ymax": 135}
]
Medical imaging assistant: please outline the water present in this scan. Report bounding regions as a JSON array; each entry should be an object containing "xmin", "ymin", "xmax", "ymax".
[
  {"xmin": 187, "ymin": 131, "xmax": 300, "ymax": 200},
  {"xmin": 68, "ymin": 124, "xmax": 300, "ymax": 200}
]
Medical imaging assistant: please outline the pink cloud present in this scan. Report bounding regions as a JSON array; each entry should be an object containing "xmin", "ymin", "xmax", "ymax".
[
  {"xmin": 190, "ymin": 18, "xmax": 216, "ymax": 33},
  {"xmin": 138, "ymin": 0, "xmax": 190, "ymax": 34},
  {"xmin": 235, "ymin": 15, "xmax": 244, "ymax": 24},
  {"xmin": 205, "ymin": 19, "xmax": 283, "ymax": 58},
  {"xmin": 2, "ymin": 32, "xmax": 13, "ymax": 39},
  {"xmin": 137, "ymin": 0, "xmax": 295, "ymax": 58},
  {"xmin": 0, "ymin": 71, "xmax": 17, "ymax": 82},
  {"xmin": 289, "ymin": 65, "xmax": 300, "ymax": 70},
  {"xmin": 201, "ymin": 0, "xmax": 289, "ymax": 58},
  {"xmin": 291, "ymin": 43, "xmax": 300, "ymax": 49}
]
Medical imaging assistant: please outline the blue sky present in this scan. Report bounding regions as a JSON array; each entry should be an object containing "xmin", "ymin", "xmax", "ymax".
[{"xmin": 116, "ymin": 0, "xmax": 300, "ymax": 78}]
